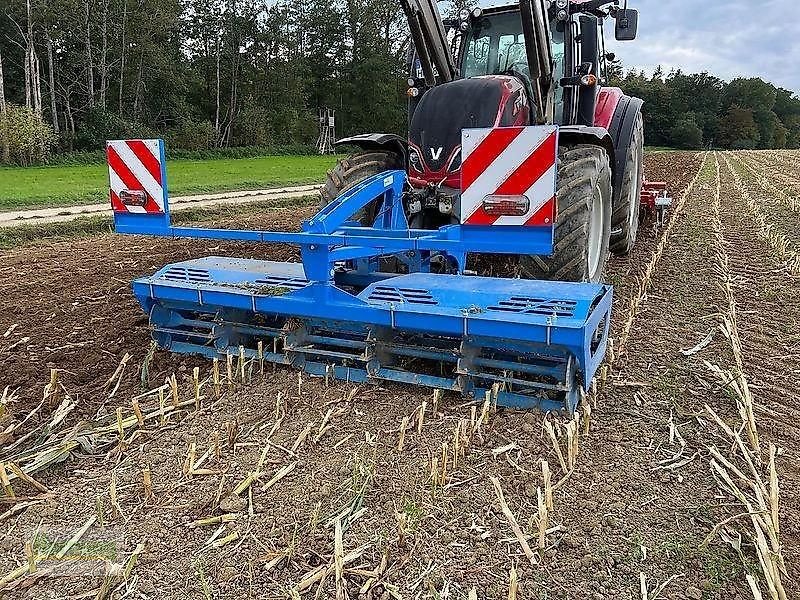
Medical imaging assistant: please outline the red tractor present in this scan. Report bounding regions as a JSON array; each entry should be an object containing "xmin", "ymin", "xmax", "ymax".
[{"xmin": 323, "ymin": 0, "xmax": 663, "ymax": 283}]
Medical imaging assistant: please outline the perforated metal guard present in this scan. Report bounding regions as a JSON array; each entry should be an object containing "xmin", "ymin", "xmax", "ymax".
[
  {"xmin": 366, "ymin": 286, "xmax": 438, "ymax": 305},
  {"xmin": 161, "ymin": 267, "xmax": 212, "ymax": 283},
  {"xmin": 254, "ymin": 275, "xmax": 310, "ymax": 291},
  {"xmin": 486, "ymin": 297, "xmax": 577, "ymax": 318}
]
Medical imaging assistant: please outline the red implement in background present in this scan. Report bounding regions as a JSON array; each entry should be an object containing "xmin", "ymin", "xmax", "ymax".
[{"xmin": 640, "ymin": 181, "xmax": 672, "ymax": 226}]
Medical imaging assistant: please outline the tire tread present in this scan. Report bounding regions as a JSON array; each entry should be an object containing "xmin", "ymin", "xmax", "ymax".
[{"xmin": 519, "ymin": 144, "xmax": 612, "ymax": 283}]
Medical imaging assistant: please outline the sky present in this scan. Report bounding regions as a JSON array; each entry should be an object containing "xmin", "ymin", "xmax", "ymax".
[
  {"xmin": 473, "ymin": 0, "xmax": 800, "ymax": 92},
  {"xmin": 604, "ymin": 0, "xmax": 800, "ymax": 92}
]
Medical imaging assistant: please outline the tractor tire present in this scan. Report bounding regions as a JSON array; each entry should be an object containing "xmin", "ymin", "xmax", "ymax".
[
  {"xmin": 519, "ymin": 144, "xmax": 613, "ymax": 284},
  {"xmin": 320, "ymin": 150, "xmax": 404, "ymax": 224},
  {"xmin": 609, "ymin": 112, "xmax": 644, "ymax": 255}
]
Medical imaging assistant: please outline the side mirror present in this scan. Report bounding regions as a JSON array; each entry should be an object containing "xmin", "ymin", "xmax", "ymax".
[{"xmin": 615, "ymin": 8, "xmax": 638, "ymax": 41}]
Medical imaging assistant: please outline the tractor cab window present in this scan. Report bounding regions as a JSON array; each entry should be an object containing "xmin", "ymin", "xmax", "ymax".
[
  {"xmin": 463, "ymin": 12, "xmax": 529, "ymax": 78},
  {"xmin": 461, "ymin": 11, "xmax": 566, "ymax": 121},
  {"xmin": 499, "ymin": 34, "xmax": 528, "ymax": 72}
]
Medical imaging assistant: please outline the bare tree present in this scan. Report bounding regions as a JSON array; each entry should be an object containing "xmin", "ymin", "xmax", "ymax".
[
  {"xmin": 21, "ymin": 0, "xmax": 42, "ymax": 114},
  {"xmin": 32, "ymin": 47, "xmax": 42, "ymax": 115},
  {"xmin": 133, "ymin": 49, "xmax": 144, "ymax": 117},
  {"xmin": 214, "ymin": 35, "xmax": 221, "ymax": 139},
  {"xmin": 47, "ymin": 34, "xmax": 60, "ymax": 134},
  {"xmin": 99, "ymin": 0, "xmax": 108, "ymax": 108},
  {"xmin": 20, "ymin": 0, "xmax": 33, "ymax": 108},
  {"xmin": 0, "ymin": 48, "xmax": 8, "ymax": 164},
  {"xmin": 119, "ymin": 0, "xmax": 128, "ymax": 115},
  {"xmin": 60, "ymin": 82, "xmax": 76, "ymax": 145},
  {"xmin": 85, "ymin": 0, "xmax": 95, "ymax": 106},
  {"xmin": 0, "ymin": 48, "xmax": 5, "ymax": 112},
  {"xmin": 21, "ymin": 34, "xmax": 32, "ymax": 107}
]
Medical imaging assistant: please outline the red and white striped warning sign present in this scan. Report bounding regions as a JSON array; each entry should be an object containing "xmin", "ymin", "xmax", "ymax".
[
  {"xmin": 460, "ymin": 125, "xmax": 557, "ymax": 226},
  {"xmin": 106, "ymin": 139, "xmax": 167, "ymax": 214}
]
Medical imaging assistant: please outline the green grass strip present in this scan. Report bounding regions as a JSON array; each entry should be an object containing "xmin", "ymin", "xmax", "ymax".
[{"xmin": 0, "ymin": 155, "xmax": 339, "ymax": 211}]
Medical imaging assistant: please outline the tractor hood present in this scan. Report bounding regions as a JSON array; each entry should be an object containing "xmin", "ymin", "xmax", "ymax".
[{"xmin": 408, "ymin": 75, "xmax": 531, "ymax": 189}]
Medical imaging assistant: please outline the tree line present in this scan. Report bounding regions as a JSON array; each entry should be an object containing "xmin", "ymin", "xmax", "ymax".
[
  {"xmin": 0, "ymin": 0, "xmax": 411, "ymax": 165},
  {"xmin": 1, "ymin": 0, "xmax": 799, "ymax": 166},
  {"xmin": 611, "ymin": 67, "xmax": 800, "ymax": 150}
]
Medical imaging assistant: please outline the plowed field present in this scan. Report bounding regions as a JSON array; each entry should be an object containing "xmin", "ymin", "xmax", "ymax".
[{"xmin": 1, "ymin": 151, "xmax": 796, "ymax": 600}]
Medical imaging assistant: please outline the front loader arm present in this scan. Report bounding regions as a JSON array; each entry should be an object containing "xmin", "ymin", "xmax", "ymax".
[
  {"xmin": 400, "ymin": 0, "xmax": 456, "ymax": 87},
  {"xmin": 519, "ymin": 0, "xmax": 555, "ymax": 125}
]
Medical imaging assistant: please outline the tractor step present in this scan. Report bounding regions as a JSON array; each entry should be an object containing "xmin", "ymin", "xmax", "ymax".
[{"xmin": 133, "ymin": 257, "xmax": 612, "ymax": 413}]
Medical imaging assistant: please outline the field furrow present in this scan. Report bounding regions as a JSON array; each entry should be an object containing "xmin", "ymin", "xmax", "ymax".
[
  {"xmin": 565, "ymin": 154, "xmax": 766, "ymax": 598},
  {"xmin": 734, "ymin": 154, "xmax": 800, "ymax": 214},
  {"xmin": 720, "ymin": 153, "xmax": 800, "ymax": 276},
  {"xmin": 715, "ymin": 153, "xmax": 800, "ymax": 592},
  {"xmin": 735, "ymin": 152, "xmax": 800, "ymax": 210}
]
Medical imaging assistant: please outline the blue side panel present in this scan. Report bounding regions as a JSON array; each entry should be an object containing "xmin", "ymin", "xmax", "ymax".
[{"xmin": 115, "ymin": 212, "xmax": 171, "ymax": 235}]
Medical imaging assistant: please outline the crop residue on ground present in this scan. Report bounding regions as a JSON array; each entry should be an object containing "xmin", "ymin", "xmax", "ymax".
[{"xmin": 0, "ymin": 151, "xmax": 797, "ymax": 599}]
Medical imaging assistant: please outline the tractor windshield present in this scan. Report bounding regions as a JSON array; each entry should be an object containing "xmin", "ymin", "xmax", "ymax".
[{"xmin": 461, "ymin": 11, "xmax": 565, "ymax": 120}]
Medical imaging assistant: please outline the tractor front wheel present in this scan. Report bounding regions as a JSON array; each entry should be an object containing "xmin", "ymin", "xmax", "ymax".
[
  {"xmin": 519, "ymin": 144, "xmax": 612, "ymax": 284},
  {"xmin": 320, "ymin": 150, "xmax": 405, "ymax": 224},
  {"xmin": 609, "ymin": 112, "xmax": 644, "ymax": 255}
]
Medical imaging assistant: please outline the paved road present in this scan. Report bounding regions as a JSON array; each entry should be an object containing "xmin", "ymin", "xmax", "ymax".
[{"xmin": 0, "ymin": 184, "xmax": 321, "ymax": 228}]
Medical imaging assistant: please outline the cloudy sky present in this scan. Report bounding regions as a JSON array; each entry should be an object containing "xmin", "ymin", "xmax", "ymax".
[{"xmin": 605, "ymin": 0, "xmax": 800, "ymax": 92}]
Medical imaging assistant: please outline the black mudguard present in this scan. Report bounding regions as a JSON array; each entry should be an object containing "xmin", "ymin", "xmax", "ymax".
[
  {"xmin": 334, "ymin": 133, "xmax": 408, "ymax": 164},
  {"xmin": 607, "ymin": 96, "xmax": 644, "ymax": 196}
]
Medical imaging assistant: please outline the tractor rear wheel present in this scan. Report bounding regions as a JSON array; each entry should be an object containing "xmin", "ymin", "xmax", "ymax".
[
  {"xmin": 609, "ymin": 112, "xmax": 644, "ymax": 255},
  {"xmin": 320, "ymin": 150, "xmax": 404, "ymax": 224},
  {"xmin": 519, "ymin": 144, "xmax": 612, "ymax": 284}
]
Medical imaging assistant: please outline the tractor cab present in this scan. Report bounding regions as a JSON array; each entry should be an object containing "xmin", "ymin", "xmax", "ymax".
[
  {"xmin": 405, "ymin": 1, "xmax": 634, "ymax": 227},
  {"xmin": 456, "ymin": 7, "xmax": 568, "ymax": 123}
]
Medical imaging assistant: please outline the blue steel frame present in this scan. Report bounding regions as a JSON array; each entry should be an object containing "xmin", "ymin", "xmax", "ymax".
[
  {"xmin": 113, "ymin": 135, "xmax": 613, "ymax": 413},
  {"xmin": 114, "ymin": 168, "xmax": 556, "ymax": 276}
]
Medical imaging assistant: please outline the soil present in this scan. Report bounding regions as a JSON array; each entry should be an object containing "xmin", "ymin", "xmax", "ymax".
[
  {"xmin": 0, "ymin": 208, "xmax": 309, "ymax": 428},
  {"xmin": 0, "ymin": 151, "xmax": 797, "ymax": 600}
]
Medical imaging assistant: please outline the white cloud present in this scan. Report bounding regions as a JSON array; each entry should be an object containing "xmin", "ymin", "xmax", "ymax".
[{"xmin": 605, "ymin": 0, "xmax": 799, "ymax": 91}]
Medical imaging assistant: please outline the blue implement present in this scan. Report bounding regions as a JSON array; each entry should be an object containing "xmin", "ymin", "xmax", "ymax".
[
  {"xmin": 134, "ymin": 257, "xmax": 611, "ymax": 413},
  {"xmin": 109, "ymin": 133, "xmax": 612, "ymax": 414}
]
